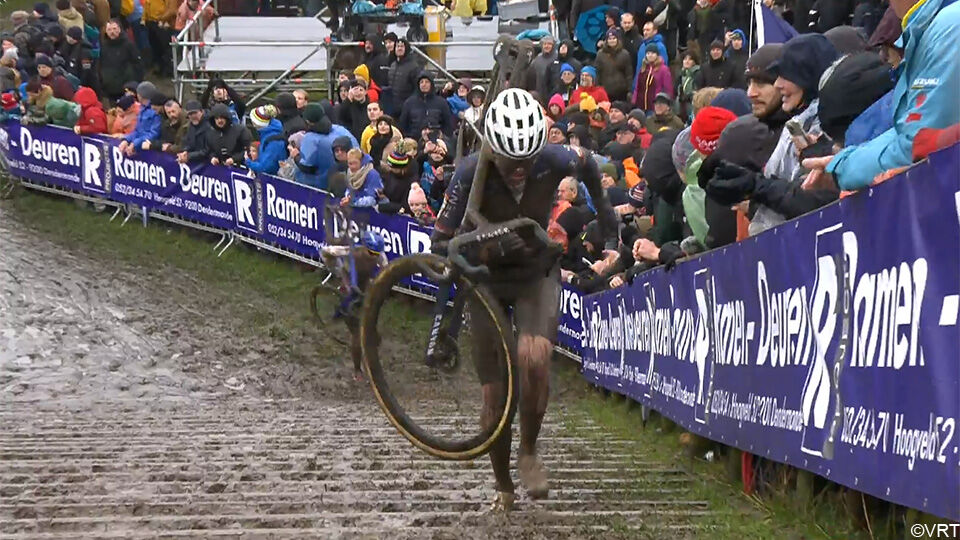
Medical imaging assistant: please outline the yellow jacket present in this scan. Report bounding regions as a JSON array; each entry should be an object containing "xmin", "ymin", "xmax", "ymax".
[
  {"xmin": 451, "ymin": 0, "xmax": 487, "ymax": 17},
  {"xmin": 143, "ymin": 0, "xmax": 178, "ymax": 24},
  {"xmin": 361, "ymin": 124, "xmax": 402, "ymax": 156}
]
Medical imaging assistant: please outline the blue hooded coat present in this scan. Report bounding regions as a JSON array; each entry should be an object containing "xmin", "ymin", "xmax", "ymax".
[
  {"xmin": 827, "ymin": 0, "xmax": 960, "ymax": 189},
  {"xmin": 124, "ymin": 100, "xmax": 162, "ymax": 148},
  {"xmin": 246, "ymin": 119, "xmax": 287, "ymax": 176},
  {"xmin": 295, "ymin": 124, "xmax": 358, "ymax": 190}
]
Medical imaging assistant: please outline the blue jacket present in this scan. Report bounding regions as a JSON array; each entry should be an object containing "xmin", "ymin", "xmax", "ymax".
[
  {"xmin": 124, "ymin": 101, "xmax": 162, "ymax": 148},
  {"xmin": 246, "ymin": 119, "xmax": 287, "ymax": 176},
  {"xmin": 828, "ymin": 0, "xmax": 960, "ymax": 189},
  {"xmin": 446, "ymin": 94, "xmax": 469, "ymax": 118},
  {"xmin": 638, "ymin": 34, "xmax": 669, "ymax": 66},
  {"xmin": 295, "ymin": 124, "xmax": 358, "ymax": 191},
  {"xmin": 346, "ymin": 159, "xmax": 384, "ymax": 208}
]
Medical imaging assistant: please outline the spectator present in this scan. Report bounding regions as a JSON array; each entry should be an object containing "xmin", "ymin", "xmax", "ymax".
[
  {"xmin": 201, "ymin": 78, "xmax": 244, "ymax": 126},
  {"xmin": 275, "ymin": 92, "xmax": 307, "ymax": 138},
  {"xmin": 398, "ymin": 71, "xmax": 455, "ymax": 137},
  {"xmin": 0, "ymin": 92, "xmax": 21, "ymax": 122},
  {"xmin": 418, "ymin": 138, "xmax": 451, "ymax": 211},
  {"xmin": 444, "ymin": 78, "xmax": 471, "ymax": 119},
  {"xmin": 745, "ymin": 44, "xmax": 790, "ymax": 136},
  {"xmin": 573, "ymin": 66, "xmax": 610, "ymax": 105},
  {"xmin": 362, "ymin": 34, "xmax": 390, "ymax": 88},
  {"xmin": 277, "ymin": 131, "xmax": 304, "ymax": 181},
  {"xmin": 383, "ymin": 32, "xmax": 397, "ymax": 63},
  {"xmin": 143, "ymin": 0, "xmax": 177, "ymax": 77},
  {"xmin": 202, "ymin": 103, "xmax": 251, "ymax": 167},
  {"xmin": 157, "ymin": 98, "xmax": 188, "ymax": 154},
  {"xmin": 119, "ymin": 82, "xmax": 162, "ymax": 155},
  {"xmin": 698, "ymin": 39, "xmax": 739, "ymax": 89},
  {"xmin": 531, "ymin": 35, "xmax": 557, "ymax": 103},
  {"xmin": 638, "ymin": 21, "xmax": 668, "ymax": 66},
  {"xmin": 387, "ymin": 38, "xmax": 420, "ymax": 115},
  {"xmin": 33, "ymin": 3, "xmax": 61, "ymax": 34},
  {"xmin": 620, "ymin": 12, "xmax": 641, "ymax": 72},
  {"xmin": 868, "ymin": 6, "xmax": 904, "ymax": 68},
  {"xmin": 72, "ymin": 85, "xmax": 106, "ymax": 134},
  {"xmin": 407, "ymin": 183, "xmax": 436, "ymax": 225},
  {"xmin": 293, "ymin": 89, "xmax": 309, "ymax": 111},
  {"xmin": 553, "ymin": 39, "xmax": 582, "ymax": 80},
  {"xmin": 650, "ymin": 0, "xmax": 682, "ymax": 61},
  {"xmin": 462, "ymin": 85, "xmax": 485, "ymax": 124},
  {"xmin": 23, "ymin": 79, "xmax": 79, "ymax": 127},
  {"xmin": 676, "ymin": 51, "xmax": 700, "ymax": 122},
  {"xmin": 451, "ymin": 0, "xmax": 487, "ymax": 16},
  {"xmin": 369, "ymin": 115, "xmax": 399, "ymax": 166},
  {"xmin": 809, "ymin": 0, "xmax": 959, "ymax": 189},
  {"xmin": 637, "ymin": 130, "xmax": 685, "ymax": 249},
  {"xmin": 174, "ymin": 0, "xmax": 217, "ymax": 42},
  {"xmin": 595, "ymin": 28, "xmax": 634, "ymax": 102},
  {"xmin": 35, "ymin": 55, "xmax": 74, "ymax": 100},
  {"xmin": 361, "ymin": 101, "xmax": 397, "ymax": 154},
  {"xmin": 352, "ymin": 65, "xmax": 380, "ymax": 103},
  {"xmin": 632, "ymin": 44, "xmax": 672, "ymax": 113},
  {"xmin": 546, "ymin": 93, "xmax": 566, "ymax": 122},
  {"xmin": 823, "ymin": 25, "xmax": 869, "ymax": 55},
  {"xmin": 56, "ymin": 0, "xmax": 85, "ymax": 32},
  {"xmin": 177, "ymin": 100, "xmax": 210, "ymax": 163},
  {"xmin": 552, "ymin": 63, "xmax": 579, "ymax": 105},
  {"xmin": 244, "ymin": 106, "xmax": 286, "ymax": 175},
  {"xmin": 378, "ymin": 137, "xmax": 419, "ymax": 213},
  {"xmin": 725, "ymin": 29, "xmax": 748, "ymax": 79},
  {"xmin": 341, "ymin": 148, "xmax": 383, "ymax": 208},
  {"xmin": 107, "ymin": 94, "xmax": 139, "ymax": 135},
  {"xmin": 99, "ymin": 18, "xmax": 143, "ymax": 102},
  {"xmin": 293, "ymin": 104, "xmax": 357, "ymax": 190},
  {"xmin": 60, "ymin": 27, "xmax": 98, "ymax": 94},
  {"xmin": 707, "ymin": 34, "xmax": 839, "ymax": 236},
  {"xmin": 0, "ymin": 55, "xmax": 19, "ymax": 92},
  {"xmin": 548, "ymin": 124, "xmax": 567, "ymax": 144},
  {"xmin": 689, "ymin": 0, "xmax": 729, "ymax": 55},
  {"xmin": 647, "ymin": 92, "xmax": 684, "ymax": 132},
  {"xmin": 626, "ymin": 109, "xmax": 654, "ymax": 148},
  {"xmin": 684, "ymin": 105, "xmax": 739, "ymax": 246},
  {"xmin": 338, "ymin": 78, "xmax": 370, "ymax": 141}
]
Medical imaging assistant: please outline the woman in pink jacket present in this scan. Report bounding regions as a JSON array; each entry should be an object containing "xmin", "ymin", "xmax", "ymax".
[{"xmin": 632, "ymin": 44, "xmax": 674, "ymax": 114}]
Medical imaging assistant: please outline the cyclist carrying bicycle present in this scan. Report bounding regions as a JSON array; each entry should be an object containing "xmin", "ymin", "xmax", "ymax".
[
  {"xmin": 431, "ymin": 88, "xmax": 619, "ymax": 511},
  {"xmin": 320, "ymin": 230, "xmax": 388, "ymax": 382}
]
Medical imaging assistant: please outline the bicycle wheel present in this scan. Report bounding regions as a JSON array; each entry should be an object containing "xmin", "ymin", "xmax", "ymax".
[
  {"xmin": 360, "ymin": 253, "xmax": 517, "ymax": 461},
  {"xmin": 308, "ymin": 285, "xmax": 349, "ymax": 346}
]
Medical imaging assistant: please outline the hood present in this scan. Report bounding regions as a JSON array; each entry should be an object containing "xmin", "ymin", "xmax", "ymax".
[
  {"xmin": 395, "ymin": 38, "xmax": 412, "ymax": 62},
  {"xmin": 417, "ymin": 70, "xmax": 434, "ymax": 94},
  {"xmin": 73, "ymin": 86, "xmax": 100, "ymax": 109},
  {"xmin": 640, "ymin": 132, "xmax": 684, "ymax": 205},
  {"xmin": 712, "ymin": 115, "xmax": 774, "ymax": 173},
  {"xmin": 558, "ymin": 39, "xmax": 576, "ymax": 59},
  {"xmin": 548, "ymin": 94, "xmax": 566, "ymax": 116},
  {"xmin": 768, "ymin": 34, "xmax": 839, "ymax": 103},
  {"xmin": 817, "ymin": 52, "xmax": 895, "ymax": 143},
  {"xmin": 364, "ymin": 33, "xmax": 385, "ymax": 56},
  {"xmin": 59, "ymin": 7, "xmax": 83, "ymax": 22},
  {"xmin": 275, "ymin": 92, "xmax": 297, "ymax": 115},
  {"xmin": 209, "ymin": 103, "xmax": 233, "ymax": 126}
]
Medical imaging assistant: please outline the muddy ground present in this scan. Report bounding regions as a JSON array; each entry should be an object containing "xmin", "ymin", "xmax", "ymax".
[{"xmin": 0, "ymin": 194, "xmax": 721, "ymax": 539}]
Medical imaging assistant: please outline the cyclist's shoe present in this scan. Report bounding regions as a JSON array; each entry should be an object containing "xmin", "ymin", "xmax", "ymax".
[
  {"xmin": 488, "ymin": 490, "xmax": 516, "ymax": 513},
  {"xmin": 518, "ymin": 453, "xmax": 549, "ymax": 500}
]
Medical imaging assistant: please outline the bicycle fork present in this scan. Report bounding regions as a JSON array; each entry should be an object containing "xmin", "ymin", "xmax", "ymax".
[{"xmin": 425, "ymin": 275, "xmax": 467, "ymax": 372}]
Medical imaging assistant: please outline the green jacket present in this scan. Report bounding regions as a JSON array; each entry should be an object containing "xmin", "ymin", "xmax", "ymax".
[{"xmin": 45, "ymin": 97, "xmax": 81, "ymax": 128}]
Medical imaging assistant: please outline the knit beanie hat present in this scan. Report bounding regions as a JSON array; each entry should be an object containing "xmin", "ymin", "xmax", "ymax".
[
  {"xmin": 627, "ymin": 183, "xmax": 646, "ymax": 208},
  {"xmin": 744, "ymin": 44, "xmax": 783, "ymax": 84},
  {"xmin": 387, "ymin": 149, "xmax": 410, "ymax": 167},
  {"xmin": 600, "ymin": 162, "xmax": 619, "ymax": 183},
  {"xmin": 1, "ymin": 92, "xmax": 18, "ymax": 111},
  {"xmin": 117, "ymin": 94, "xmax": 136, "ymax": 110},
  {"xmin": 768, "ymin": 34, "xmax": 839, "ymax": 102},
  {"xmin": 671, "ymin": 126, "xmax": 694, "ymax": 173},
  {"xmin": 249, "ymin": 105, "xmax": 275, "ymax": 129},
  {"xmin": 66, "ymin": 26, "xmax": 83, "ymax": 41},
  {"xmin": 690, "ymin": 106, "xmax": 738, "ymax": 156},
  {"xmin": 709, "ymin": 88, "xmax": 751, "ymax": 117},
  {"xmin": 645, "ymin": 43, "xmax": 660, "ymax": 54},
  {"xmin": 408, "ymin": 182, "xmax": 428, "ymax": 206},
  {"xmin": 35, "ymin": 54, "xmax": 52, "ymax": 67},
  {"xmin": 353, "ymin": 64, "xmax": 370, "ymax": 84},
  {"xmin": 136, "ymin": 81, "xmax": 156, "ymax": 100},
  {"xmin": 580, "ymin": 65, "xmax": 597, "ymax": 81},
  {"xmin": 302, "ymin": 102, "xmax": 325, "ymax": 124},
  {"xmin": 331, "ymin": 135, "xmax": 353, "ymax": 152},
  {"xmin": 579, "ymin": 94, "xmax": 598, "ymax": 114},
  {"xmin": 560, "ymin": 63, "xmax": 575, "ymax": 75}
]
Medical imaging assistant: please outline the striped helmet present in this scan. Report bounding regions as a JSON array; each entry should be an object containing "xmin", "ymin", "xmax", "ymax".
[{"xmin": 483, "ymin": 88, "xmax": 548, "ymax": 159}]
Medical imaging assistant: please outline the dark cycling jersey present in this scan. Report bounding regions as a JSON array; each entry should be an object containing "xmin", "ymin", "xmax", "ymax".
[{"xmin": 432, "ymin": 143, "xmax": 620, "ymax": 248}]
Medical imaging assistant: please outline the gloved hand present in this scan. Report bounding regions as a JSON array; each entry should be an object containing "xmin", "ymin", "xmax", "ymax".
[
  {"xmin": 706, "ymin": 161, "xmax": 758, "ymax": 206},
  {"xmin": 658, "ymin": 242, "xmax": 686, "ymax": 270}
]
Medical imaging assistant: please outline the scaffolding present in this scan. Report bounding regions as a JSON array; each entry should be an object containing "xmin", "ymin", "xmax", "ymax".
[{"xmin": 170, "ymin": 0, "xmax": 554, "ymax": 106}]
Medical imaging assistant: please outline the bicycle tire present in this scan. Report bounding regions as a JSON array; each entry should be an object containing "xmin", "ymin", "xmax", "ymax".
[
  {"xmin": 308, "ymin": 285, "xmax": 349, "ymax": 346},
  {"xmin": 360, "ymin": 253, "xmax": 517, "ymax": 461}
]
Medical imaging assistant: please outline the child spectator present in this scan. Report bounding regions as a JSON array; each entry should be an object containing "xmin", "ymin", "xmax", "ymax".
[
  {"xmin": 245, "ymin": 105, "xmax": 287, "ymax": 175},
  {"xmin": 108, "ymin": 94, "xmax": 139, "ymax": 136},
  {"xmin": 119, "ymin": 81, "xmax": 162, "ymax": 155},
  {"xmin": 72, "ymin": 86, "xmax": 107, "ymax": 134},
  {"xmin": 546, "ymin": 94, "xmax": 566, "ymax": 121},
  {"xmin": 0, "ymin": 92, "xmax": 21, "ymax": 122},
  {"xmin": 407, "ymin": 183, "xmax": 436, "ymax": 226},
  {"xmin": 23, "ymin": 79, "xmax": 79, "ymax": 127},
  {"xmin": 341, "ymin": 148, "xmax": 383, "ymax": 208},
  {"xmin": 677, "ymin": 52, "xmax": 701, "ymax": 122}
]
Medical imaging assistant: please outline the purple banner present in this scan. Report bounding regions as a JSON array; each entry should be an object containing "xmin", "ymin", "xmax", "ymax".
[
  {"xmin": 1, "ymin": 122, "xmax": 88, "ymax": 193},
  {"xmin": 257, "ymin": 172, "xmax": 330, "ymax": 257},
  {"xmin": 580, "ymin": 145, "xmax": 960, "ymax": 520}
]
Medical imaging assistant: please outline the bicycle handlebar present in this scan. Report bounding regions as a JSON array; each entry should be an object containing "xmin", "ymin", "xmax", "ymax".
[{"xmin": 446, "ymin": 217, "xmax": 561, "ymax": 282}]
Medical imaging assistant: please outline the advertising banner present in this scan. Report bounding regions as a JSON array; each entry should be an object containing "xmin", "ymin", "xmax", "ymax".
[{"xmin": 580, "ymin": 146, "xmax": 960, "ymax": 520}]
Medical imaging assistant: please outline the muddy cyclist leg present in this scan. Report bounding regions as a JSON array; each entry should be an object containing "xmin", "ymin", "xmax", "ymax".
[
  {"xmin": 512, "ymin": 264, "xmax": 561, "ymax": 499},
  {"xmin": 346, "ymin": 318, "xmax": 363, "ymax": 381},
  {"xmin": 467, "ymin": 296, "xmax": 515, "ymax": 504}
]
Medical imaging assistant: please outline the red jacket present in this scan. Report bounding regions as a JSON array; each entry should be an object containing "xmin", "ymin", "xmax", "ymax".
[
  {"xmin": 571, "ymin": 84, "xmax": 609, "ymax": 106},
  {"xmin": 73, "ymin": 87, "xmax": 107, "ymax": 135}
]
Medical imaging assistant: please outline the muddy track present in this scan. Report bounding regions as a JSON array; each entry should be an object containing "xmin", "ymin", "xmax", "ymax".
[{"xmin": 0, "ymin": 200, "xmax": 714, "ymax": 538}]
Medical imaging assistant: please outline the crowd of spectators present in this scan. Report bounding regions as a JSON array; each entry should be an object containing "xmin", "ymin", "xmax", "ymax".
[{"xmin": 1, "ymin": 0, "xmax": 959, "ymax": 294}]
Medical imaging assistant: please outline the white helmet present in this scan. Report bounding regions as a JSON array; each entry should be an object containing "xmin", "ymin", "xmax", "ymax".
[{"xmin": 483, "ymin": 88, "xmax": 548, "ymax": 159}]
